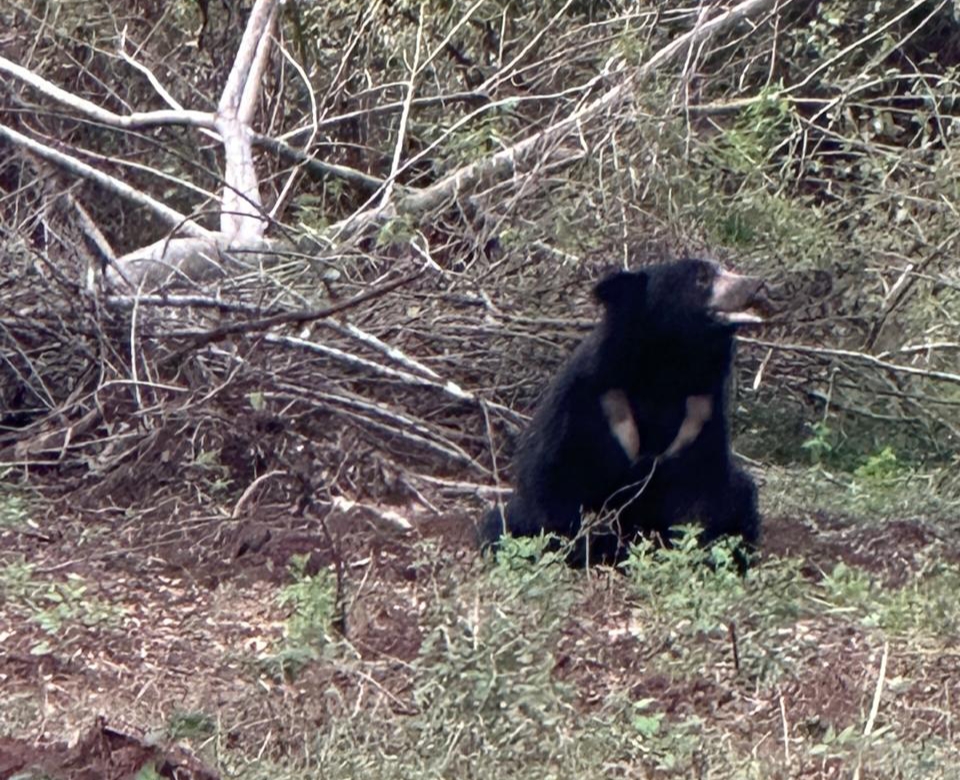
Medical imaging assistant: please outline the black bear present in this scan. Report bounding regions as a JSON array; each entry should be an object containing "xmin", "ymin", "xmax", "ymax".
[{"xmin": 482, "ymin": 257, "xmax": 763, "ymax": 565}]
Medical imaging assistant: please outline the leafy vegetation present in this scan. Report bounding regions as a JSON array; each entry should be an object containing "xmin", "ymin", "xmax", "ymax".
[
  {"xmin": 0, "ymin": 473, "xmax": 29, "ymax": 529},
  {"xmin": 258, "ymin": 555, "xmax": 340, "ymax": 680},
  {"xmin": 0, "ymin": 560, "xmax": 125, "ymax": 648}
]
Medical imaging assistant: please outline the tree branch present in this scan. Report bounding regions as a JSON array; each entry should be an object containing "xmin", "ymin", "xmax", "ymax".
[
  {"xmin": 0, "ymin": 55, "xmax": 215, "ymax": 131},
  {"xmin": 0, "ymin": 122, "xmax": 211, "ymax": 239},
  {"xmin": 741, "ymin": 337, "xmax": 960, "ymax": 385},
  {"xmin": 216, "ymin": 0, "xmax": 280, "ymax": 238},
  {"xmin": 158, "ymin": 269, "xmax": 423, "ymax": 348},
  {"xmin": 333, "ymin": 0, "xmax": 776, "ymax": 234}
]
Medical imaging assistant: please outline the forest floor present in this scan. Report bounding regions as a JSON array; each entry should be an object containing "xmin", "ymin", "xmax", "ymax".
[{"xmin": 1, "ymin": 470, "xmax": 959, "ymax": 779}]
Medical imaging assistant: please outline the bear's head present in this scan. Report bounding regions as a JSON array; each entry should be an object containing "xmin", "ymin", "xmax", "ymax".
[
  {"xmin": 594, "ymin": 257, "xmax": 762, "ymax": 333},
  {"xmin": 593, "ymin": 258, "xmax": 764, "ymax": 392}
]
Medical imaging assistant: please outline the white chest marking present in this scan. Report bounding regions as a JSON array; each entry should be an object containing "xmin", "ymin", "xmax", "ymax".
[
  {"xmin": 600, "ymin": 389, "xmax": 640, "ymax": 462},
  {"xmin": 663, "ymin": 394, "xmax": 713, "ymax": 458}
]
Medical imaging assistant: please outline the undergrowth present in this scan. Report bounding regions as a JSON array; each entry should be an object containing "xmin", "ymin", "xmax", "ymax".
[
  {"xmin": 0, "ymin": 559, "xmax": 126, "ymax": 647},
  {"xmin": 215, "ymin": 525, "xmax": 960, "ymax": 779}
]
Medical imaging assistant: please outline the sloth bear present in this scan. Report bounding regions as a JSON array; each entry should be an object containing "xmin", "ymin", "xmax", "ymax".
[{"xmin": 481, "ymin": 257, "xmax": 763, "ymax": 565}]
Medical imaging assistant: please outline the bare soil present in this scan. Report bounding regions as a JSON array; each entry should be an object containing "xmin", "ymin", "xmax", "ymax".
[{"xmin": 1, "ymin": 494, "xmax": 957, "ymax": 779}]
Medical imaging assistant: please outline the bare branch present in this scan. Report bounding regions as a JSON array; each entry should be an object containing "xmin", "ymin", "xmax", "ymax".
[
  {"xmin": 159, "ymin": 270, "xmax": 424, "ymax": 347},
  {"xmin": 254, "ymin": 134, "xmax": 385, "ymax": 193},
  {"xmin": 0, "ymin": 122, "xmax": 211, "ymax": 238},
  {"xmin": 381, "ymin": 3, "xmax": 425, "ymax": 209},
  {"xmin": 108, "ymin": 236, "xmax": 239, "ymax": 291},
  {"xmin": 104, "ymin": 293, "xmax": 278, "ymax": 315},
  {"xmin": 215, "ymin": 0, "xmax": 280, "ymax": 238},
  {"xmin": 741, "ymin": 338, "xmax": 960, "ymax": 385},
  {"xmin": 0, "ymin": 55, "xmax": 215, "ymax": 131},
  {"xmin": 334, "ymin": 0, "xmax": 776, "ymax": 234}
]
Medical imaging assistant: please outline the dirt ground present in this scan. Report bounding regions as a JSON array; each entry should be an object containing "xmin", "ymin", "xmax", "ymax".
[{"xmin": 1, "ymin": 492, "xmax": 958, "ymax": 779}]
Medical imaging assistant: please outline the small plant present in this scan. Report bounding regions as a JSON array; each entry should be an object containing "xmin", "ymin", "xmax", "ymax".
[
  {"xmin": 190, "ymin": 450, "xmax": 231, "ymax": 494},
  {"xmin": 0, "ymin": 494, "xmax": 28, "ymax": 528},
  {"xmin": 31, "ymin": 573, "xmax": 107, "ymax": 633},
  {"xmin": 261, "ymin": 555, "xmax": 338, "ymax": 681},
  {"xmin": 247, "ymin": 391, "xmax": 266, "ymax": 411},
  {"xmin": 0, "ymin": 558, "xmax": 36, "ymax": 601},
  {"xmin": 167, "ymin": 709, "xmax": 216, "ymax": 741},
  {"xmin": 491, "ymin": 532, "xmax": 565, "ymax": 573},
  {"xmin": 405, "ymin": 534, "xmax": 585, "ymax": 769},
  {"xmin": 134, "ymin": 766, "xmax": 165, "ymax": 780},
  {"xmin": 375, "ymin": 214, "xmax": 415, "ymax": 249},
  {"xmin": 630, "ymin": 697, "xmax": 665, "ymax": 738},
  {"xmin": 820, "ymin": 562, "xmax": 875, "ymax": 611},
  {"xmin": 621, "ymin": 527, "xmax": 745, "ymax": 631},
  {"xmin": 1, "ymin": 561, "xmax": 125, "ymax": 640},
  {"xmin": 817, "ymin": 559, "xmax": 960, "ymax": 637},
  {"xmin": 277, "ymin": 554, "xmax": 337, "ymax": 650},
  {"xmin": 0, "ymin": 471, "xmax": 29, "ymax": 528},
  {"xmin": 258, "ymin": 645, "xmax": 320, "ymax": 684},
  {"xmin": 854, "ymin": 446, "xmax": 899, "ymax": 482},
  {"xmin": 801, "ymin": 420, "xmax": 836, "ymax": 465}
]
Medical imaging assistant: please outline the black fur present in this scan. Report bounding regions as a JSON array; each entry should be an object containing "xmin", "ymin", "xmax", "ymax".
[{"xmin": 482, "ymin": 258, "xmax": 761, "ymax": 565}]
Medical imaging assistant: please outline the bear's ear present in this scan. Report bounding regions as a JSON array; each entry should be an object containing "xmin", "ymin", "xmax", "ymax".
[{"xmin": 594, "ymin": 270, "xmax": 647, "ymax": 308}]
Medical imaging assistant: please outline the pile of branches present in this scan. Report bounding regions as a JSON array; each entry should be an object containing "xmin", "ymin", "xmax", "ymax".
[{"xmin": 1, "ymin": 237, "xmax": 553, "ymax": 509}]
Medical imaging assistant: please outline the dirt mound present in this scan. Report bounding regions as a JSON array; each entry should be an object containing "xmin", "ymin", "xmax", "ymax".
[
  {"xmin": 0, "ymin": 719, "xmax": 217, "ymax": 780},
  {"xmin": 763, "ymin": 511, "xmax": 956, "ymax": 586}
]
